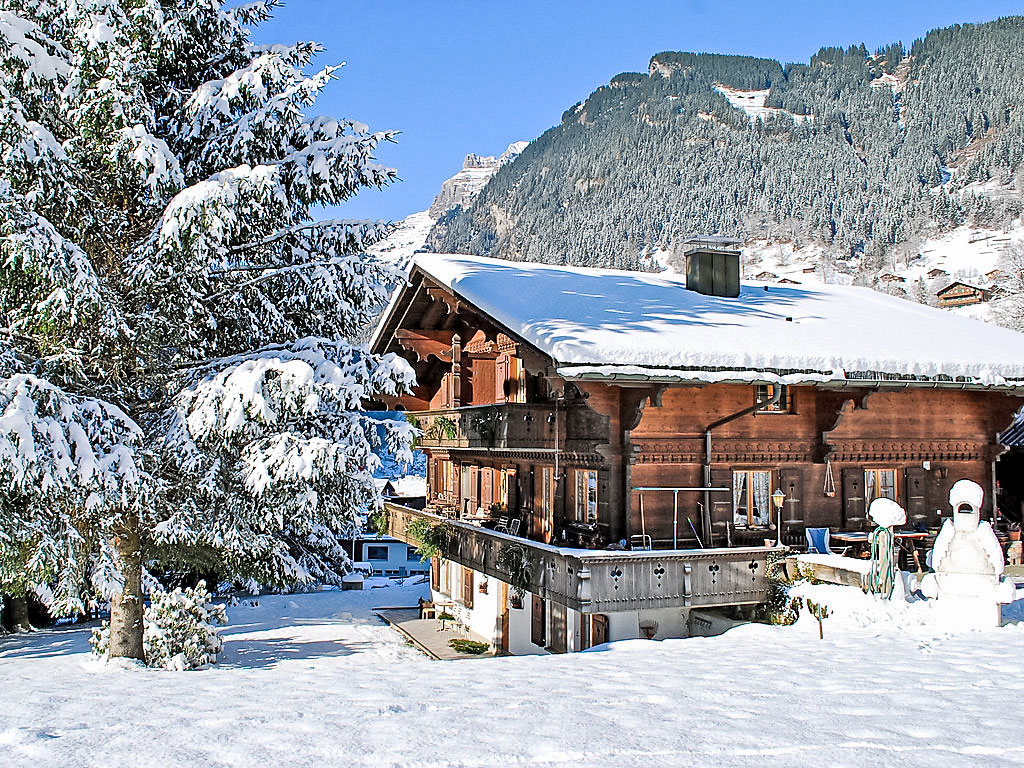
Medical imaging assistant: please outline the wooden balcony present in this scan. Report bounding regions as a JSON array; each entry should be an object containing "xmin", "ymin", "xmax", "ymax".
[
  {"xmin": 386, "ymin": 503, "xmax": 773, "ymax": 613},
  {"xmin": 413, "ymin": 402, "xmax": 607, "ymax": 452}
]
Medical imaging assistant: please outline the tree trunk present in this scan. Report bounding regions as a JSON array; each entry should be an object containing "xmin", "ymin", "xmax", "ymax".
[
  {"xmin": 6, "ymin": 594, "xmax": 31, "ymax": 632},
  {"xmin": 108, "ymin": 522, "xmax": 145, "ymax": 661}
]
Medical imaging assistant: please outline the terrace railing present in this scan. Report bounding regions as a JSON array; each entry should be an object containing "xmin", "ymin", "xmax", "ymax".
[
  {"xmin": 386, "ymin": 503, "xmax": 773, "ymax": 613},
  {"xmin": 413, "ymin": 402, "xmax": 606, "ymax": 452}
]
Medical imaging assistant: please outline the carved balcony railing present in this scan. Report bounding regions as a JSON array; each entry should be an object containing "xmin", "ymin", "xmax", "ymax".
[
  {"xmin": 413, "ymin": 403, "xmax": 607, "ymax": 453},
  {"xmin": 386, "ymin": 503, "xmax": 773, "ymax": 613}
]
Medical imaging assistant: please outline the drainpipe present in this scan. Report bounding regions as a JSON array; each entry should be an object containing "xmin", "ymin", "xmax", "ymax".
[{"xmin": 703, "ymin": 387, "xmax": 783, "ymax": 545}]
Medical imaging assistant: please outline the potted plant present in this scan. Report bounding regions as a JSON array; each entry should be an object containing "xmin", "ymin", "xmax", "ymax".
[{"xmin": 1010, "ymin": 522, "xmax": 1021, "ymax": 542}]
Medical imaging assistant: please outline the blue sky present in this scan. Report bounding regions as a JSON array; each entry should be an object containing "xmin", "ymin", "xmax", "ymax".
[{"xmin": 254, "ymin": 1, "xmax": 1024, "ymax": 223}]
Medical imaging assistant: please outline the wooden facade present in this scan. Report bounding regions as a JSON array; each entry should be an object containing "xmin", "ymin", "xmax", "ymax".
[
  {"xmin": 372, "ymin": 265, "xmax": 1024, "ymax": 554},
  {"xmin": 936, "ymin": 281, "xmax": 992, "ymax": 308}
]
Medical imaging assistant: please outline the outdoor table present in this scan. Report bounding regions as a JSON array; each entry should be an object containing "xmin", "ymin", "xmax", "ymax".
[{"xmin": 832, "ymin": 530, "xmax": 929, "ymax": 569}]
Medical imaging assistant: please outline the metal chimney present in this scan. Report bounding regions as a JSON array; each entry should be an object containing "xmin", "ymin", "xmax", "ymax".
[{"xmin": 682, "ymin": 236, "xmax": 742, "ymax": 298}]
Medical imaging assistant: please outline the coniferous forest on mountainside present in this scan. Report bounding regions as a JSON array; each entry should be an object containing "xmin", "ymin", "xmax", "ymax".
[{"xmin": 428, "ymin": 18, "xmax": 1024, "ymax": 274}]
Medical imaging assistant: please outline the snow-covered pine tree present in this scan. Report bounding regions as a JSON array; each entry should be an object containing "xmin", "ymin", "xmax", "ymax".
[{"xmin": 0, "ymin": 0, "xmax": 414, "ymax": 658}]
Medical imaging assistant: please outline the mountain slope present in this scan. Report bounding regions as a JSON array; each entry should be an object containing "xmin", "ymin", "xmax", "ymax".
[{"xmin": 427, "ymin": 18, "xmax": 1024, "ymax": 277}]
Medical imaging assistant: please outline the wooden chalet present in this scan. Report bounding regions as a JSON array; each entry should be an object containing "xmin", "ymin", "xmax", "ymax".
[
  {"xmin": 877, "ymin": 272, "xmax": 906, "ymax": 284},
  {"xmin": 369, "ymin": 247, "xmax": 1024, "ymax": 654},
  {"xmin": 936, "ymin": 281, "xmax": 992, "ymax": 308}
]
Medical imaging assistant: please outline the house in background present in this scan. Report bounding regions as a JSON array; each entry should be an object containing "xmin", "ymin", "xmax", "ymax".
[
  {"xmin": 936, "ymin": 281, "xmax": 993, "ymax": 308},
  {"xmin": 369, "ymin": 247, "xmax": 1024, "ymax": 654},
  {"xmin": 350, "ymin": 535, "xmax": 429, "ymax": 578}
]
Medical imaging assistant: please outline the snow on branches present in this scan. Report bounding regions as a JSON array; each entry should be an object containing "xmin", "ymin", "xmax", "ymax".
[
  {"xmin": 155, "ymin": 338, "xmax": 414, "ymax": 586},
  {"xmin": 0, "ymin": 0, "xmax": 416, "ymax": 638}
]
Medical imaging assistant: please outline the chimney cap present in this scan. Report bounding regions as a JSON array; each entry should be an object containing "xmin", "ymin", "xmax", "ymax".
[{"xmin": 679, "ymin": 235, "xmax": 744, "ymax": 255}]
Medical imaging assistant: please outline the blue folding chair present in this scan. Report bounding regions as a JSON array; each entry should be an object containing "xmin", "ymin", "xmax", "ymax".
[{"xmin": 805, "ymin": 527, "xmax": 847, "ymax": 555}]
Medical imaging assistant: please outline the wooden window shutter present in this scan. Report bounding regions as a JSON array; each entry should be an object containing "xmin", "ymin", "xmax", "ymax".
[
  {"xmin": 778, "ymin": 467, "xmax": 804, "ymax": 524},
  {"xmin": 462, "ymin": 567, "xmax": 474, "ymax": 609},
  {"xmin": 482, "ymin": 469, "xmax": 493, "ymax": 507},
  {"xmin": 430, "ymin": 557, "xmax": 440, "ymax": 591},
  {"xmin": 549, "ymin": 602, "xmax": 567, "ymax": 653},
  {"xmin": 904, "ymin": 467, "xmax": 929, "ymax": 526},
  {"xmin": 531, "ymin": 594, "xmax": 546, "ymax": 647},
  {"xmin": 709, "ymin": 468, "xmax": 734, "ymax": 535},
  {"xmin": 842, "ymin": 467, "xmax": 866, "ymax": 530}
]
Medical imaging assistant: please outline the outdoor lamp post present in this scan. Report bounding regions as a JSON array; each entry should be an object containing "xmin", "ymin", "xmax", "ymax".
[{"xmin": 772, "ymin": 489, "xmax": 786, "ymax": 547}]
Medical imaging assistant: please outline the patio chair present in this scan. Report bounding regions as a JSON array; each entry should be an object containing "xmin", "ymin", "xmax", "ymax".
[
  {"xmin": 507, "ymin": 519, "xmax": 521, "ymax": 536},
  {"xmin": 804, "ymin": 527, "xmax": 848, "ymax": 556}
]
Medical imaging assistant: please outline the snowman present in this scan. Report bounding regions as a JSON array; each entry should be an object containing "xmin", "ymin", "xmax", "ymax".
[{"xmin": 920, "ymin": 479, "xmax": 1015, "ymax": 627}]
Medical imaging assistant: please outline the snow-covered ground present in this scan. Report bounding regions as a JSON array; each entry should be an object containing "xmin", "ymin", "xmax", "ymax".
[{"xmin": 3, "ymin": 580, "xmax": 1024, "ymax": 767}]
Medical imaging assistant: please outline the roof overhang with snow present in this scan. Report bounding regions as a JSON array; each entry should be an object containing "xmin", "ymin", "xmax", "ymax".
[{"xmin": 371, "ymin": 253, "xmax": 1024, "ymax": 390}]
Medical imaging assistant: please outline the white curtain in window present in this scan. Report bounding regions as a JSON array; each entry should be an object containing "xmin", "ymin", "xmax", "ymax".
[
  {"xmin": 752, "ymin": 471, "xmax": 771, "ymax": 526},
  {"xmin": 732, "ymin": 472, "xmax": 748, "ymax": 526}
]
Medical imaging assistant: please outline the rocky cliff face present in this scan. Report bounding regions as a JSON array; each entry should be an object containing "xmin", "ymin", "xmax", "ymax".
[{"xmin": 428, "ymin": 141, "xmax": 528, "ymax": 218}]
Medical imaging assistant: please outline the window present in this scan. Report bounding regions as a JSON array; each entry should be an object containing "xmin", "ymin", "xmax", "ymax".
[
  {"xmin": 406, "ymin": 546, "xmax": 419, "ymax": 561},
  {"xmin": 732, "ymin": 470, "xmax": 773, "ymax": 527},
  {"xmin": 865, "ymin": 468, "xmax": 898, "ymax": 510},
  {"xmin": 755, "ymin": 384, "xmax": 789, "ymax": 412},
  {"xmin": 574, "ymin": 469, "xmax": 598, "ymax": 523},
  {"xmin": 366, "ymin": 545, "xmax": 389, "ymax": 561}
]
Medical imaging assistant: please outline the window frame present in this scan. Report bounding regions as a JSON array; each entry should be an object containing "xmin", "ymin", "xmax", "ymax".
[
  {"xmin": 574, "ymin": 469, "xmax": 598, "ymax": 523},
  {"xmin": 365, "ymin": 544, "xmax": 389, "ymax": 561},
  {"xmin": 732, "ymin": 469, "xmax": 775, "ymax": 527},
  {"xmin": 755, "ymin": 384, "xmax": 790, "ymax": 413},
  {"xmin": 864, "ymin": 467, "xmax": 899, "ymax": 511}
]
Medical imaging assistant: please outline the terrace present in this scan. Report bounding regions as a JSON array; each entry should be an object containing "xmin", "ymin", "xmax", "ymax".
[{"xmin": 385, "ymin": 503, "xmax": 774, "ymax": 612}]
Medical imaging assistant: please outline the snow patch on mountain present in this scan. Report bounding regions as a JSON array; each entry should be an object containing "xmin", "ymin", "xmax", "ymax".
[
  {"xmin": 369, "ymin": 140, "xmax": 529, "ymax": 269},
  {"xmin": 714, "ymin": 85, "xmax": 812, "ymax": 124},
  {"xmin": 428, "ymin": 141, "xmax": 529, "ymax": 218}
]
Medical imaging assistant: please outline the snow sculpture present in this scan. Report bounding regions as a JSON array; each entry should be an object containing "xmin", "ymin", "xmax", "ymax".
[{"xmin": 920, "ymin": 480, "xmax": 1015, "ymax": 627}]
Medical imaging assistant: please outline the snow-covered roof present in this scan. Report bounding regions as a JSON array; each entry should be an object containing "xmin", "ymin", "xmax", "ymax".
[
  {"xmin": 385, "ymin": 253, "xmax": 1024, "ymax": 388},
  {"xmin": 374, "ymin": 475, "xmax": 427, "ymax": 498}
]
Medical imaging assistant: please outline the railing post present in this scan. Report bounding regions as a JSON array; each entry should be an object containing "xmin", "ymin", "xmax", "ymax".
[{"xmin": 578, "ymin": 563, "xmax": 592, "ymax": 609}]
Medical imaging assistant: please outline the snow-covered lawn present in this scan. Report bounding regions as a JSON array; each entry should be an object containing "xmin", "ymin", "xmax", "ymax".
[{"xmin": 3, "ymin": 581, "xmax": 1024, "ymax": 768}]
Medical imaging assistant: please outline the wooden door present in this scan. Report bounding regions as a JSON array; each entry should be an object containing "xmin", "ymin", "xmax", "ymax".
[
  {"xmin": 842, "ymin": 467, "xmax": 866, "ymax": 530},
  {"xmin": 531, "ymin": 594, "xmax": 546, "ymax": 647},
  {"xmin": 591, "ymin": 614, "xmax": 608, "ymax": 647}
]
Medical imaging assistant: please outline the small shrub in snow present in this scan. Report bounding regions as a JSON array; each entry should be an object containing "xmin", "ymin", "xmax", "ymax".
[
  {"xmin": 449, "ymin": 638, "xmax": 489, "ymax": 655},
  {"xmin": 91, "ymin": 582, "xmax": 227, "ymax": 670}
]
